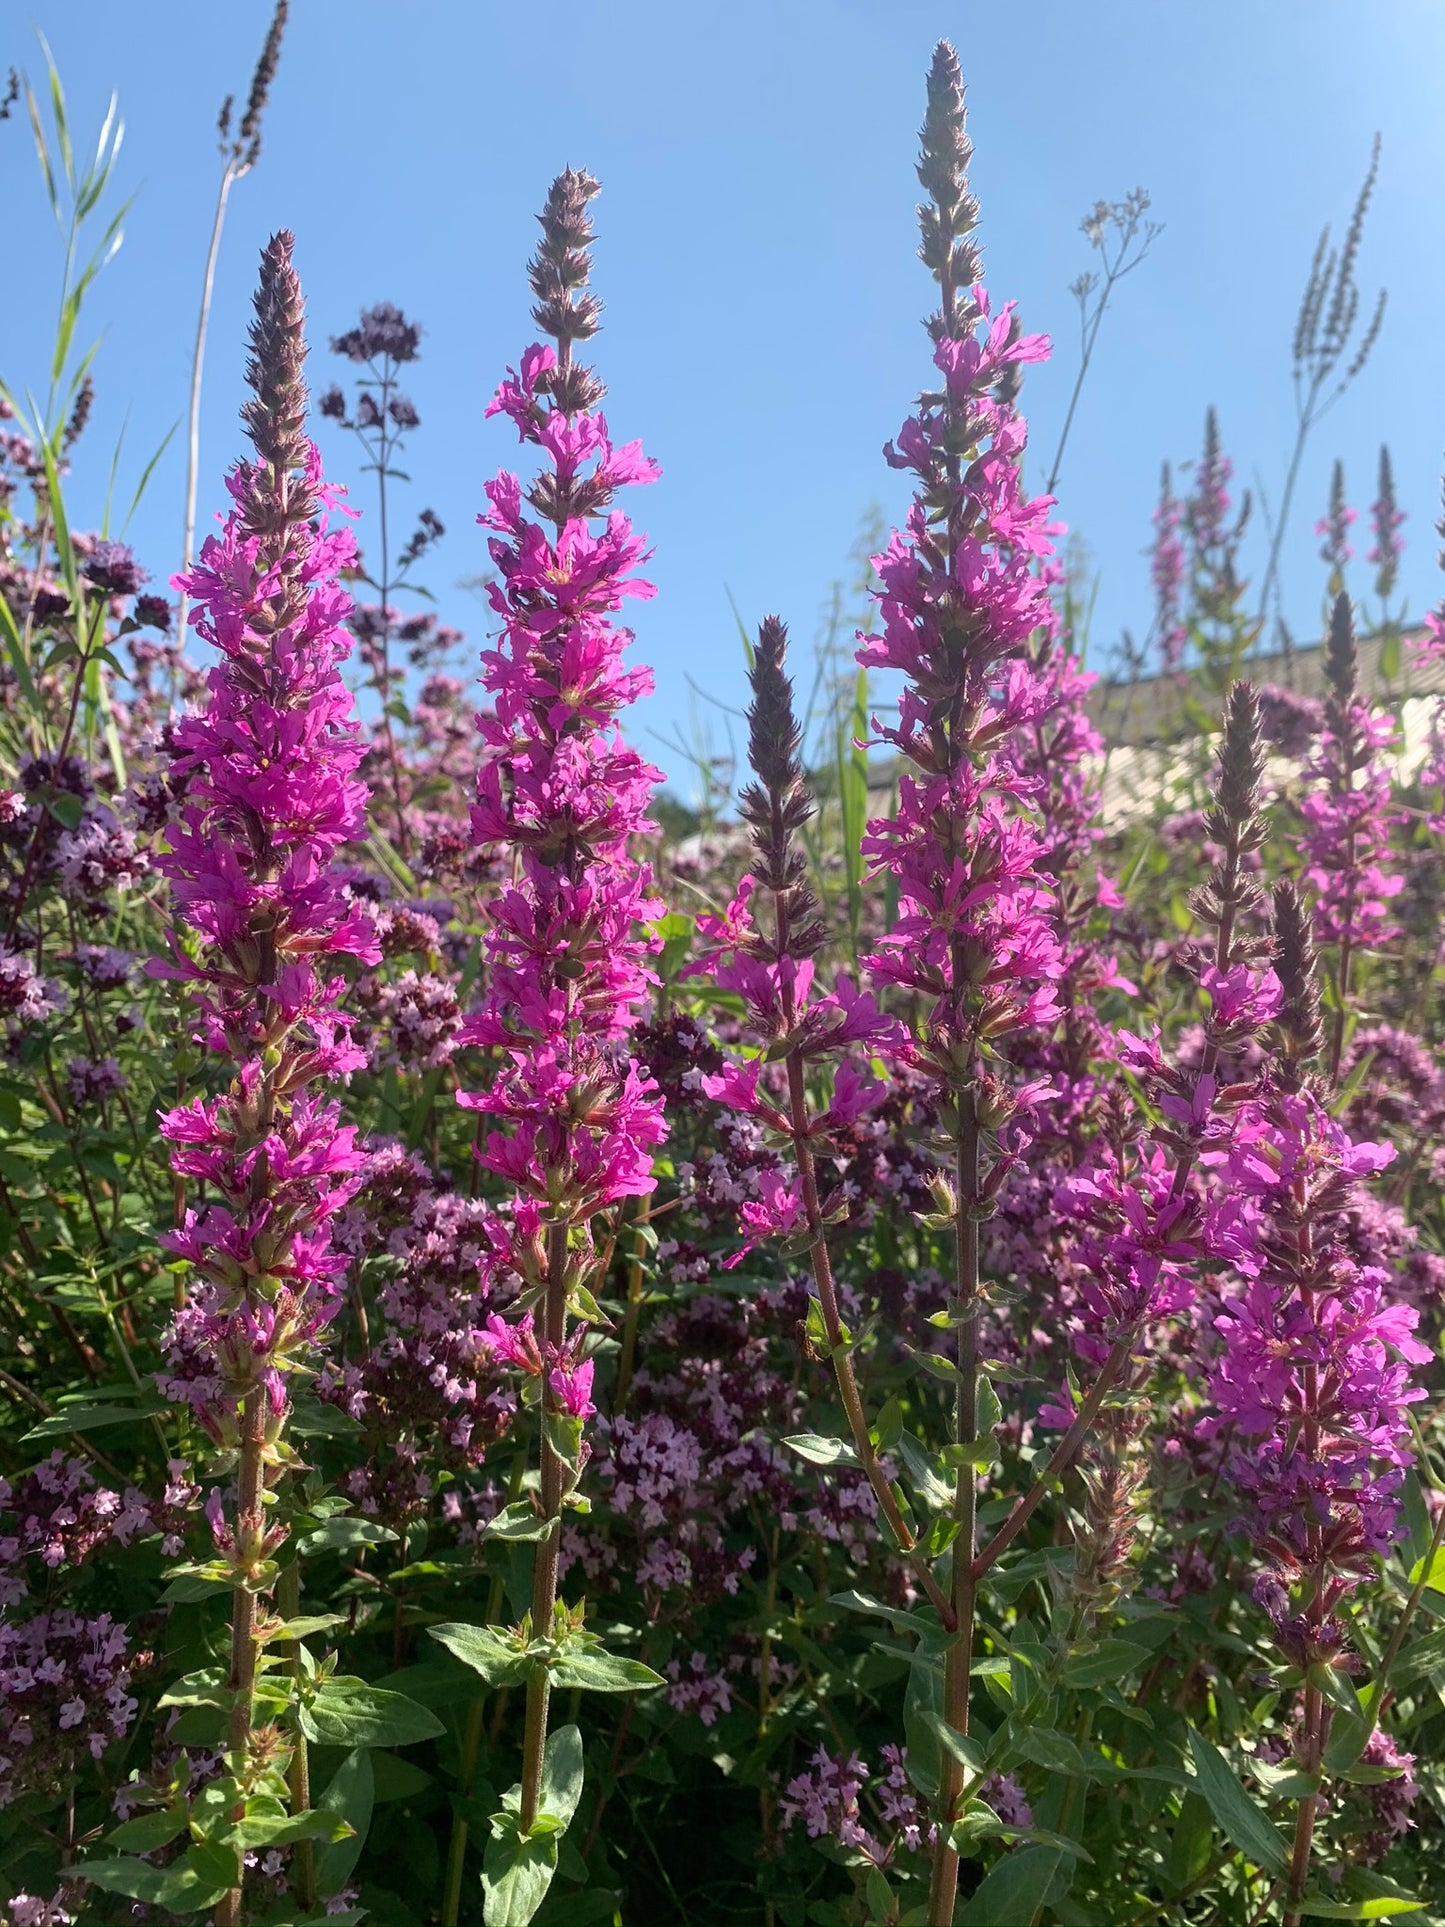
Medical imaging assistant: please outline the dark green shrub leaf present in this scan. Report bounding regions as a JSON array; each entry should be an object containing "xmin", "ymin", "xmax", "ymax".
[
  {"xmin": 482, "ymin": 1813, "xmax": 558, "ymax": 1927},
  {"xmin": 428, "ymin": 1623, "xmax": 534, "ymax": 1687},
  {"xmin": 957, "ymin": 1845, "xmax": 1063, "ymax": 1925},
  {"xmin": 1186, "ymin": 1728, "xmax": 1288, "ymax": 1874},
  {"xmin": 297, "ymin": 1677, "xmax": 444, "ymax": 1748},
  {"xmin": 316, "ymin": 1747, "xmax": 374, "ymax": 1894}
]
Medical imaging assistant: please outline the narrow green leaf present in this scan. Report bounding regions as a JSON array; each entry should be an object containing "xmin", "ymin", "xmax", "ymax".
[
  {"xmin": 783, "ymin": 1432, "xmax": 858, "ymax": 1469},
  {"xmin": 1061, "ymin": 1639, "xmax": 1153, "ymax": 1688},
  {"xmin": 1186, "ymin": 1728, "xmax": 1288, "ymax": 1874},
  {"xmin": 315, "ymin": 1748, "xmax": 374, "ymax": 1895},
  {"xmin": 957, "ymin": 1845, "xmax": 1062, "ymax": 1926},
  {"xmin": 297, "ymin": 1516, "xmax": 398, "ymax": 1555}
]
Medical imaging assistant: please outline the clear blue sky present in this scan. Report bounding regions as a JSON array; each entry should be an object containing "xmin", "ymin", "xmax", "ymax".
[{"xmin": 6, "ymin": 1, "xmax": 1445, "ymax": 799}]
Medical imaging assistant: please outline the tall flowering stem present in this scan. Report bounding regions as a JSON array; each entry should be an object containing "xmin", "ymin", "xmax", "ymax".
[
  {"xmin": 1020, "ymin": 687, "xmax": 1278, "ymax": 1573},
  {"xmin": 157, "ymin": 232, "xmax": 377, "ymax": 1925},
  {"xmin": 1368, "ymin": 445, "xmax": 1404, "ymax": 609},
  {"xmin": 1298, "ymin": 592, "xmax": 1402, "ymax": 1080},
  {"xmin": 854, "ymin": 44, "xmax": 1081, "ymax": 1920},
  {"xmin": 1150, "ymin": 461, "xmax": 1187, "ymax": 676},
  {"xmin": 696, "ymin": 617, "xmax": 952, "ymax": 1623},
  {"xmin": 459, "ymin": 168, "xmax": 667, "ymax": 1833},
  {"xmin": 1314, "ymin": 458, "xmax": 1356, "ymax": 600},
  {"xmin": 1204, "ymin": 886, "xmax": 1428, "ymax": 1923}
]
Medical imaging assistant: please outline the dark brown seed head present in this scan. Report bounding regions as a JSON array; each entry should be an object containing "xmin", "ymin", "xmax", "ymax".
[
  {"xmin": 1270, "ymin": 878, "xmax": 1322, "ymax": 1089},
  {"xmin": 1210, "ymin": 680, "xmax": 1266, "ymax": 840},
  {"xmin": 739, "ymin": 617, "xmax": 826, "ymax": 962},
  {"xmin": 237, "ymin": 0, "xmax": 288, "ymax": 165}
]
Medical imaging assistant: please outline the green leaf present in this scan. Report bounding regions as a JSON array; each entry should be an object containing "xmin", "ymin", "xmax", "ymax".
[
  {"xmin": 258, "ymin": 1613, "xmax": 349, "ymax": 1645},
  {"xmin": 957, "ymin": 1846, "xmax": 1062, "ymax": 1926},
  {"xmin": 783, "ymin": 1432, "xmax": 859, "ymax": 1468},
  {"xmin": 1166, "ymin": 1792, "xmax": 1213, "ymax": 1893},
  {"xmin": 1406, "ymin": 1546, "xmax": 1445, "ymax": 1593},
  {"xmin": 921, "ymin": 1710, "xmax": 987, "ymax": 1778},
  {"xmin": 545, "ymin": 1410, "xmax": 585, "ymax": 1469},
  {"xmin": 975, "ymin": 1374, "xmax": 1003, "ymax": 1439},
  {"xmin": 1010, "ymin": 1726, "xmax": 1087, "ymax": 1776},
  {"xmin": 157, "ymin": 1667, "xmax": 228, "ymax": 1709},
  {"xmin": 828, "ymin": 1589, "xmax": 930, "ymax": 1636},
  {"xmin": 1186, "ymin": 1728, "xmax": 1288, "ymax": 1874},
  {"xmin": 159, "ymin": 1563, "xmax": 234, "ymax": 1604},
  {"xmin": 896, "ymin": 1431, "xmax": 954, "ymax": 1510},
  {"xmin": 1323, "ymin": 1712, "xmax": 1373, "ymax": 1777},
  {"xmin": 428, "ymin": 1622, "xmax": 533, "ymax": 1688},
  {"xmin": 549, "ymin": 1645, "xmax": 665, "ymax": 1694},
  {"xmin": 1390, "ymin": 1629, "xmax": 1445, "ymax": 1691},
  {"xmin": 903, "ymin": 1638, "xmax": 948, "ymax": 1802},
  {"xmin": 105, "ymin": 1810, "xmax": 187, "ymax": 1852},
  {"xmin": 485, "ymin": 1501, "xmax": 557, "ymax": 1544},
  {"xmin": 537, "ymin": 1723, "xmax": 583, "ymax": 1833},
  {"xmin": 22, "ymin": 1399, "xmax": 163, "ymax": 1441},
  {"xmin": 296, "ymin": 1677, "xmax": 444, "ymax": 1748},
  {"xmin": 872, "ymin": 1395, "xmax": 904, "ymax": 1453},
  {"xmin": 42, "ymin": 790, "xmax": 85, "ymax": 832},
  {"xmin": 80, "ymin": 1843, "xmax": 236, "ymax": 1911},
  {"xmin": 229, "ymin": 1807, "xmax": 355, "ymax": 1850},
  {"xmin": 1062, "ymin": 1639, "xmax": 1153, "ymax": 1688},
  {"xmin": 315, "ymin": 1748, "xmax": 374, "ymax": 1895},
  {"xmin": 1298, "ymin": 1897, "xmax": 1425, "ymax": 1919},
  {"xmin": 482, "ymin": 1813, "xmax": 558, "ymax": 1927},
  {"xmin": 297, "ymin": 1516, "xmax": 398, "ymax": 1555}
]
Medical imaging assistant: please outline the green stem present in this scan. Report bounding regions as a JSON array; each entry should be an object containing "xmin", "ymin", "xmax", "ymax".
[
  {"xmin": 519, "ymin": 1219, "xmax": 570, "ymax": 1831},
  {"xmin": 927, "ymin": 1085, "xmax": 980, "ymax": 1927},
  {"xmin": 278, "ymin": 1561, "xmax": 315, "ymax": 1915}
]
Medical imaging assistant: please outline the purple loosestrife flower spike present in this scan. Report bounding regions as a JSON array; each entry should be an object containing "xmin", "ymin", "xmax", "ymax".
[
  {"xmin": 1298, "ymin": 593, "xmax": 1402, "ymax": 1077},
  {"xmin": 1151, "ymin": 462, "xmax": 1187, "ymax": 675},
  {"xmin": 153, "ymin": 230, "xmax": 375, "ymax": 1927},
  {"xmin": 852, "ymin": 46, "xmax": 1095, "ymax": 1918},
  {"xmin": 1368, "ymin": 445, "xmax": 1404, "ymax": 604},
  {"xmin": 1270, "ymin": 878, "xmax": 1323, "ymax": 1090},
  {"xmin": 691, "ymin": 618, "xmax": 950, "ymax": 1617},
  {"xmin": 460, "ymin": 167, "xmax": 667, "ymax": 1837},
  {"xmin": 1315, "ymin": 458, "xmax": 1356, "ymax": 589},
  {"xmin": 156, "ymin": 230, "xmax": 377, "ymax": 1437}
]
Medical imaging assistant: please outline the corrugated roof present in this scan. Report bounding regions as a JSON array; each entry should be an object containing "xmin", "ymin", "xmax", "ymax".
[{"xmin": 1086, "ymin": 624, "xmax": 1442, "ymax": 748}]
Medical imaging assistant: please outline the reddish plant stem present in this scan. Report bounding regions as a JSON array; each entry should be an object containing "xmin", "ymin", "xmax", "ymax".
[
  {"xmin": 972, "ymin": 1333, "xmax": 1136, "ymax": 1580},
  {"xmin": 217, "ymin": 1385, "xmax": 267, "ymax": 1927},
  {"xmin": 783, "ymin": 1053, "xmax": 956, "ymax": 1628},
  {"xmin": 927, "ymin": 1085, "xmax": 980, "ymax": 1927}
]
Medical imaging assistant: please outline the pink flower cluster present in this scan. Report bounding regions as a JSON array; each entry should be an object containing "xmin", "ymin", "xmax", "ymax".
[
  {"xmin": 0, "ymin": 1611, "xmax": 138, "ymax": 1809},
  {"xmin": 1298, "ymin": 598, "xmax": 1402, "ymax": 956},
  {"xmin": 1315, "ymin": 461, "xmax": 1357, "ymax": 576},
  {"xmin": 154, "ymin": 234, "xmax": 376, "ymax": 1438},
  {"xmin": 1204, "ymin": 1085, "xmax": 1428, "ymax": 1629},
  {"xmin": 858, "ymin": 289, "xmax": 1064, "ymax": 1102},
  {"xmin": 459, "ymin": 173, "xmax": 666, "ymax": 1395},
  {"xmin": 1150, "ymin": 463, "xmax": 1188, "ymax": 674}
]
